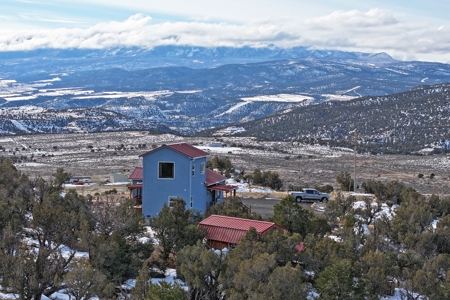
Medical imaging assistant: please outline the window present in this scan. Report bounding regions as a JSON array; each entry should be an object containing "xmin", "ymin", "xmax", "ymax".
[
  {"xmin": 200, "ymin": 162, "xmax": 205, "ymax": 174},
  {"xmin": 159, "ymin": 162, "xmax": 174, "ymax": 179},
  {"xmin": 192, "ymin": 165, "xmax": 195, "ymax": 176},
  {"xmin": 169, "ymin": 196, "xmax": 178, "ymax": 208},
  {"xmin": 190, "ymin": 196, "xmax": 193, "ymax": 208}
]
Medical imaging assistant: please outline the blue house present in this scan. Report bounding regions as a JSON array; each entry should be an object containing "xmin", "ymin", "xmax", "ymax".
[{"xmin": 136, "ymin": 143, "xmax": 237, "ymax": 217}]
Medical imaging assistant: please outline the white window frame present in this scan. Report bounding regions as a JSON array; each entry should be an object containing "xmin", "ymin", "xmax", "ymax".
[{"xmin": 158, "ymin": 161, "xmax": 175, "ymax": 179}]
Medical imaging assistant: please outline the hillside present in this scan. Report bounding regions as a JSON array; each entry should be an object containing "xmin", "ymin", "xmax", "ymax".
[
  {"xmin": 2, "ymin": 46, "xmax": 450, "ymax": 135},
  {"xmin": 216, "ymin": 83, "xmax": 450, "ymax": 154}
]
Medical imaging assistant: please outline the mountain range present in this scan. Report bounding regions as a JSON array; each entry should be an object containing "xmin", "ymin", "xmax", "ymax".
[{"xmin": 0, "ymin": 46, "xmax": 450, "ymax": 153}]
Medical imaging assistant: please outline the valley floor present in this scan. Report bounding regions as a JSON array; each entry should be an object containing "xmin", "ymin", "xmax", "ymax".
[{"xmin": 1, "ymin": 131, "xmax": 449, "ymax": 196}]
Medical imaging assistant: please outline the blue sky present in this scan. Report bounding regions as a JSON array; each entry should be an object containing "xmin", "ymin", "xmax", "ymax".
[{"xmin": 1, "ymin": 0, "xmax": 450, "ymax": 63}]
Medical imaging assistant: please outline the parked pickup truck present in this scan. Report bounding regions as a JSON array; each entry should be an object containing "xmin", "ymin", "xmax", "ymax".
[{"xmin": 289, "ymin": 188, "xmax": 330, "ymax": 203}]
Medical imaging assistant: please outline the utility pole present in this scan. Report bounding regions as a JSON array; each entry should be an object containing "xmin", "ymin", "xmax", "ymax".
[{"xmin": 354, "ymin": 130, "xmax": 357, "ymax": 193}]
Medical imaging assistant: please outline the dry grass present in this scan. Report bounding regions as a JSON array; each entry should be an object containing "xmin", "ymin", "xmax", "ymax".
[{"xmin": 2, "ymin": 131, "xmax": 449, "ymax": 196}]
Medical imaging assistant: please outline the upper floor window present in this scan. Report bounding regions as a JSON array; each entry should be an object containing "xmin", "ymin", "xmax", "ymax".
[
  {"xmin": 192, "ymin": 165, "xmax": 195, "ymax": 176},
  {"xmin": 200, "ymin": 162, "xmax": 205, "ymax": 174},
  {"xmin": 159, "ymin": 162, "xmax": 174, "ymax": 179}
]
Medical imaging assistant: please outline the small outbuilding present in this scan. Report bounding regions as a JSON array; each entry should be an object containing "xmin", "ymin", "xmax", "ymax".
[
  {"xmin": 109, "ymin": 173, "xmax": 129, "ymax": 183},
  {"xmin": 198, "ymin": 215, "xmax": 288, "ymax": 250}
]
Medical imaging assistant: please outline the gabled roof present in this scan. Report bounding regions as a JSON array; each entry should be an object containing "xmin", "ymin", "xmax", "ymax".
[
  {"xmin": 129, "ymin": 167, "xmax": 143, "ymax": 180},
  {"xmin": 198, "ymin": 215, "xmax": 285, "ymax": 244},
  {"xmin": 139, "ymin": 143, "xmax": 209, "ymax": 159},
  {"xmin": 206, "ymin": 169, "xmax": 226, "ymax": 185}
]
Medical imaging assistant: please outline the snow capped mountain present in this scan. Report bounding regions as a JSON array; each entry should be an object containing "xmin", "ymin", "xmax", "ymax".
[{"xmin": 0, "ymin": 46, "xmax": 449, "ymax": 136}]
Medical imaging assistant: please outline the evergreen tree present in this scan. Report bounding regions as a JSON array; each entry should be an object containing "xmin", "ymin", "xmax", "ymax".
[
  {"xmin": 177, "ymin": 241, "xmax": 224, "ymax": 300},
  {"xmin": 316, "ymin": 259, "xmax": 371, "ymax": 300},
  {"xmin": 270, "ymin": 195, "xmax": 315, "ymax": 236},
  {"xmin": 149, "ymin": 198, "xmax": 204, "ymax": 264}
]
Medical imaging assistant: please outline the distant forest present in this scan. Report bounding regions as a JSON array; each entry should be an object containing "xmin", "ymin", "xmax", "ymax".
[{"xmin": 226, "ymin": 83, "xmax": 450, "ymax": 154}]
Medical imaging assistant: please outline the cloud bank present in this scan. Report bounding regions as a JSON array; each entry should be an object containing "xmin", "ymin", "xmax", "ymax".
[{"xmin": 1, "ymin": 10, "xmax": 449, "ymax": 63}]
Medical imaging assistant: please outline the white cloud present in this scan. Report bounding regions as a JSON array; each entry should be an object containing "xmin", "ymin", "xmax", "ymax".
[{"xmin": 0, "ymin": 10, "xmax": 449, "ymax": 63}]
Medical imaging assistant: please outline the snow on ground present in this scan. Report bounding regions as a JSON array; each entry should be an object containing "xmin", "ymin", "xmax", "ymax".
[
  {"xmin": 198, "ymin": 142, "xmax": 345, "ymax": 158},
  {"xmin": 0, "ymin": 79, "xmax": 17, "ymax": 85},
  {"xmin": 104, "ymin": 182, "xmax": 129, "ymax": 186},
  {"xmin": 10, "ymin": 120, "xmax": 30, "ymax": 132},
  {"xmin": 37, "ymin": 89, "xmax": 94, "ymax": 97},
  {"xmin": 430, "ymin": 218, "xmax": 440, "ymax": 230},
  {"xmin": 322, "ymin": 94, "xmax": 356, "ymax": 101},
  {"xmin": 197, "ymin": 145, "xmax": 246, "ymax": 154},
  {"xmin": 380, "ymin": 288, "xmax": 427, "ymax": 300},
  {"xmin": 214, "ymin": 101, "xmax": 250, "ymax": 117},
  {"xmin": 213, "ymin": 126, "xmax": 246, "ymax": 136},
  {"xmin": 123, "ymin": 268, "xmax": 188, "ymax": 292},
  {"xmin": 396, "ymin": 156, "xmax": 450, "ymax": 171},
  {"xmin": 34, "ymin": 77, "xmax": 62, "ymax": 83},
  {"xmin": 59, "ymin": 245, "xmax": 89, "ymax": 260},
  {"xmin": 352, "ymin": 200, "xmax": 397, "ymax": 221},
  {"xmin": 327, "ymin": 235, "xmax": 343, "ymax": 243},
  {"xmin": 241, "ymin": 94, "xmax": 315, "ymax": 102},
  {"xmin": 4, "ymin": 95, "xmax": 38, "ymax": 101},
  {"xmin": 15, "ymin": 162, "xmax": 48, "ymax": 167},
  {"xmin": 225, "ymin": 178, "xmax": 274, "ymax": 193},
  {"xmin": 375, "ymin": 204, "xmax": 397, "ymax": 220},
  {"xmin": 143, "ymin": 226, "xmax": 158, "ymax": 244}
]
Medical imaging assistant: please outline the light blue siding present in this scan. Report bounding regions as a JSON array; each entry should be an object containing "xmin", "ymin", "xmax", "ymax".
[{"xmin": 141, "ymin": 147, "xmax": 208, "ymax": 217}]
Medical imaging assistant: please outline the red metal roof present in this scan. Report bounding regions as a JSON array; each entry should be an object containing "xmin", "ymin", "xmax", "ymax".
[
  {"xmin": 207, "ymin": 184, "xmax": 237, "ymax": 192},
  {"xmin": 198, "ymin": 215, "xmax": 279, "ymax": 244},
  {"xmin": 139, "ymin": 143, "xmax": 209, "ymax": 159},
  {"xmin": 129, "ymin": 167, "xmax": 143, "ymax": 180},
  {"xmin": 206, "ymin": 169, "xmax": 226, "ymax": 185}
]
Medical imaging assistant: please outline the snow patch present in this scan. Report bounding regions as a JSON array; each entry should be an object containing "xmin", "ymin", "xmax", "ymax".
[{"xmin": 241, "ymin": 93, "xmax": 314, "ymax": 102}]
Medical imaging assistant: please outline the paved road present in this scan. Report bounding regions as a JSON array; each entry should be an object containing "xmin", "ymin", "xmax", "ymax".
[
  {"xmin": 242, "ymin": 197, "xmax": 320, "ymax": 220},
  {"xmin": 241, "ymin": 197, "xmax": 281, "ymax": 220}
]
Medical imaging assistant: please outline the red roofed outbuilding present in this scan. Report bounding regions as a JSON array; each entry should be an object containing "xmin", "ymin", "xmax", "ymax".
[{"xmin": 198, "ymin": 215, "xmax": 288, "ymax": 250}]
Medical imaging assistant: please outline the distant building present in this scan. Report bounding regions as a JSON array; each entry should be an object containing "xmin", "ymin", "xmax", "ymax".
[
  {"xmin": 208, "ymin": 143, "xmax": 223, "ymax": 147},
  {"xmin": 133, "ymin": 143, "xmax": 237, "ymax": 217},
  {"xmin": 109, "ymin": 173, "xmax": 129, "ymax": 183},
  {"xmin": 198, "ymin": 215, "xmax": 288, "ymax": 250}
]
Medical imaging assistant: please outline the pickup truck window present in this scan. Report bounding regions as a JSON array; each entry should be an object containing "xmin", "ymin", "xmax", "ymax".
[
  {"xmin": 306, "ymin": 190, "xmax": 313, "ymax": 194},
  {"xmin": 314, "ymin": 190, "xmax": 319, "ymax": 195}
]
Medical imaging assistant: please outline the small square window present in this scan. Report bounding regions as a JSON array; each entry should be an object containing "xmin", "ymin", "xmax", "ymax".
[{"xmin": 159, "ymin": 162, "xmax": 174, "ymax": 179}]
